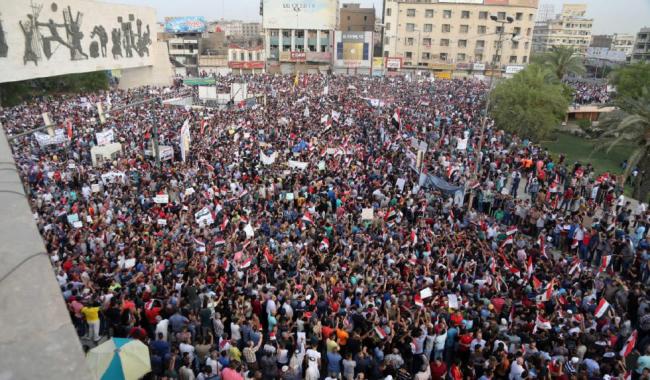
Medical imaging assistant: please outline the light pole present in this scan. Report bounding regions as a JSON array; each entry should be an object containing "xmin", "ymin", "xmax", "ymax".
[{"xmin": 467, "ymin": 15, "xmax": 520, "ymax": 210}]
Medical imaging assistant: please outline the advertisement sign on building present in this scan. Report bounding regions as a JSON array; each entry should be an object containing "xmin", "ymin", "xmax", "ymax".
[
  {"xmin": 262, "ymin": 0, "xmax": 337, "ymax": 30},
  {"xmin": 306, "ymin": 52, "xmax": 332, "ymax": 63},
  {"xmin": 335, "ymin": 31, "xmax": 373, "ymax": 69},
  {"xmin": 229, "ymin": 61, "xmax": 266, "ymax": 69},
  {"xmin": 164, "ymin": 16, "xmax": 207, "ymax": 33},
  {"xmin": 0, "ymin": 0, "xmax": 156, "ymax": 84},
  {"xmin": 472, "ymin": 63, "xmax": 486, "ymax": 71},
  {"xmin": 385, "ymin": 57, "xmax": 402, "ymax": 69},
  {"xmin": 505, "ymin": 65, "xmax": 525, "ymax": 74},
  {"xmin": 290, "ymin": 51, "xmax": 307, "ymax": 61}
]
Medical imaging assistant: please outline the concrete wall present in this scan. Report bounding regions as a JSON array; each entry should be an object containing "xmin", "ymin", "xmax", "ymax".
[{"xmin": 118, "ymin": 40, "xmax": 174, "ymax": 89}]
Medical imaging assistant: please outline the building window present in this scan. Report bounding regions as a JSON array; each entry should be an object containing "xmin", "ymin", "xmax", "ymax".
[
  {"xmin": 256, "ymin": 52, "xmax": 261, "ymax": 60},
  {"xmin": 458, "ymin": 39, "xmax": 467, "ymax": 48},
  {"xmin": 425, "ymin": 9, "xmax": 434, "ymax": 18},
  {"xmin": 497, "ymin": 12, "xmax": 506, "ymax": 20},
  {"xmin": 496, "ymin": 26, "xmax": 503, "ymax": 34},
  {"xmin": 386, "ymin": 8, "xmax": 391, "ymax": 17},
  {"xmin": 461, "ymin": 10, "xmax": 470, "ymax": 19},
  {"xmin": 364, "ymin": 15, "xmax": 367, "ymax": 21},
  {"xmin": 406, "ymin": 51, "xmax": 412, "ymax": 59},
  {"xmin": 240, "ymin": 52, "xmax": 245, "ymax": 60},
  {"xmin": 516, "ymin": 12, "xmax": 523, "ymax": 20},
  {"xmin": 440, "ymin": 39, "xmax": 450, "ymax": 47},
  {"xmin": 385, "ymin": 22, "xmax": 391, "ymax": 31},
  {"xmin": 347, "ymin": 15, "xmax": 351, "ymax": 20},
  {"xmin": 476, "ymin": 40, "xmax": 485, "ymax": 48},
  {"xmin": 512, "ymin": 41, "xmax": 519, "ymax": 49},
  {"xmin": 460, "ymin": 25, "xmax": 469, "ymax": 33},
  {"xmin": 527, "ymin": 28, "xmax": 532, "ymax": 36},
  {"xmin": 479, "ymin": 11, "xmax": 488, "ymax": 20},
  {"xmin": 422, "ymin": 52, "xmax": 430, "ymax": 60},
  {"xmin": 522, "ymin": 56, "xmax": 528, "ymax": 63},
  {"xmin": 442, "ymin": 24, "xmax": 451, "ymax": 33},
  {"xmin": 423, "ymin": 38, "xmax": 432, "ymax": 47},
  {"xmin": 406, "ymin": 37, "xmax": 414, "ymax": 46},
  {"xmin": 424, "ymin": 24, "xmax": 433, "ymax": 33},
  {"xmin": 407, "ymin": 9, "xmax": 416, "ymax": 17},
  {"xmin": 443, "ymin": 10, "xmax": 452, "ymax": 18},
  {"xmin": 477, "ymin": 25, "xmax": 487, "ymax": 34},
  {"xmin": 492, "ymin": 54, "xmax": 501, "ymax": 62},
  {"xmin": 457, "ymin": 53, "xmax": 466, "ymax": 61},
  {"xmin": 529, "ymin": 13, "xmax": 534, "ymax": 21},
  {"xmin": 440, "ymin": 52, "xmax": 448, "ymax": 61},
  {"xmin": 509, "ymin": 55, "xmax": 517, "ymax": 63},
  {"xmin": 406, "ymin": 23, "xmax": 415, "ymax": 32},
  {"xmin": 475, "ymin": 53, "xmax": 483, "ymax": 61}
]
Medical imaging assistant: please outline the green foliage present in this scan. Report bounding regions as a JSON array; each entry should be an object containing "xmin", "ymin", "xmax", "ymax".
[
  {"xmin": 533, "ymin": 46, "xmax": 586, "ymax": 80},
  {"xmin": 609, "ymin": 63, "xmax": 650, "ymax": 101},
  {"xmin": 489, "ymin": 63, "xmax": 571, "ymax": 141},
  {"xmin": 577, "ymin": 119, "xmax": 592, "ymax": 130},
  {"xmin": 0, "ymin": 71, "xmax": 109, "ymax": 107},
  {"xmin": 596, "ymin": 87, "xmax": 650, "ymax": 202}
]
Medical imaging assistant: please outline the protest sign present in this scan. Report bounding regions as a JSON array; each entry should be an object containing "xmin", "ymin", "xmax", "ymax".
[
  {"xmin": 195, "ymin": 207, "xmax": 214, "ymax": 226},
  {"xmin": 153, "ymin": 194, "xmax": 169, "ymax": 204}
]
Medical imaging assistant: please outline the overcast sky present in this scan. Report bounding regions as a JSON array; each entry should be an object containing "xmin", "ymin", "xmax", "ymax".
[{"xmin": 104, "ymin": 0, "xmax": 649, "ymax": 35}]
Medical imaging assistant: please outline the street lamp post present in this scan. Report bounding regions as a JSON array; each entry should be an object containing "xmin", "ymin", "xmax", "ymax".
[{"xmin": 467, "ymin": 15, "xmax": 520, "ymax": 210}]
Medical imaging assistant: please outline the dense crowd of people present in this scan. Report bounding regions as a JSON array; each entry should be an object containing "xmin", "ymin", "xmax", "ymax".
[
  {"xmin": 1, "ymin": 74, "xmax": 649, "ymax": 380},
  {"xmin": 566, "ymin": 80, "xmax": 611, "ymax": 105}
]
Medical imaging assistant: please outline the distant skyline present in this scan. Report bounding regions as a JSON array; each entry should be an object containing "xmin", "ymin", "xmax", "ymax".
[{"xmin": 104, "ymin": 0, "xmax": 649, "ymax": 35}]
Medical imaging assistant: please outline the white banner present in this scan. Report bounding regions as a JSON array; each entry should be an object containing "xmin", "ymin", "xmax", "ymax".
[
  {"xmin": 34, "ymin": 130, "xmax": 68, "ymax": 146},
  {"xmin": 194, "ymin": 207, "xmax": 214, "ymax": 226},
  {"xmin": 288, "ymin": 160, "xmax": 308, "ymax": 170},
  {"xmin": 95, "ymin": 129, "xmax": 114, "ymax": 146},
  {"xmin": 100, "ymin": 171, "xmax": 126, "ymax": 184},
  {"xmin": 179, "ymin": 119, "xmax": 191, "ymax": 162},
  {"xmin": 260, "ymin": 151, "xmax": 277, "ymax": 165}
]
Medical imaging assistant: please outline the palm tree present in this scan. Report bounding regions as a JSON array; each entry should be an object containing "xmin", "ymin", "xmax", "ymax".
[
  {"xmin": 533, "ymin": 46, "xmax": 586, "ymax": 80},
  {"xmin": 597, "ymin": 87, "xmax": 650, "ymax": 202}
]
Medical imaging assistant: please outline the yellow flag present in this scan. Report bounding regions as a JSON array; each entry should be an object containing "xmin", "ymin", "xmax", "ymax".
[{"xmin": 294, "ymin": 72, "xmax": 299, "ymax": 87}]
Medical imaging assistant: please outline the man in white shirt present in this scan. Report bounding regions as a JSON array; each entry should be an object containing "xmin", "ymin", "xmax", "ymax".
[
  {"xmin": 509, "ymin": 356, "xmax": 526, "ymax": 380},
  {"xmin": 155, "ymin": 316, "xmax": 169, "ymax": 342}
]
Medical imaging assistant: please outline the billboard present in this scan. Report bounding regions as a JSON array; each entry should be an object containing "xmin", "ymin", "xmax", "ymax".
[
  {"xmin": 385, "ymin": 57, "xmax": 402, "ymax": 69},
  {"xmin": 0, "ymin": 0, "xmax": 156, "ymax": 83},
  {"xmin": 164, "ymin": 17, "xmax": 207, "ymax": 33},
  {"xmin": 335, "ymin": 31, "xmax": 372, "ymax": 68},
  {"xmin": 262, "ymin": 0, "xmax": 337, "ymax": 30}
]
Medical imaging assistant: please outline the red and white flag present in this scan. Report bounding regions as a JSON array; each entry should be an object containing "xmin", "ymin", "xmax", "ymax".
[
  {"xmin": 414, "ymin": 294, "xmax": 424, "ymax": 308},
  {"xmin": 526, "ymin": 256, "xmax": 534, "ymax": 280},
  {"xmin": 538, "ymin": 235, "xmax": 548, "ymax": 259},
  {"xmin": 594, "ymin": 298, "xmax": 610, "ymax": 318},
  {"xmin": 193, "ymin": 238, "xmax": 206, "ymax": 252},
  {"xmin": 535, "ymin": 314, "xmax": 552, "ymax": 330},
  {"xmin": 570, "ymin": 239, "xmax": 579, "ymax": 250},
  {"xmin": 374, "ymin": 326, "xmax": 387, "ymax": 339},
  {"xmin": 568, "ymin": 257, "xmax": 581, "ymax": 276},
  {"xmin": 503, "ymin": 260, "xmax": 520, "ymax": 277},
  {"xmin": 506, "ymin": 226, "xmax": 518, "ymax": 236},
  {"xmin": 501, "ymin": 236, "xmax": 514, "ymax": 248},
  {"xmin": 302, "ymin": 212, "xmax": 314, "ymax": 225},
  {"xmin": 319, "ymin": 237, "xmax": 330, "ymax": 251},
  {"xmin": 220, "ymin": 216, "xmax": 229, "ymax": 231},
  {"xmin": 532, "ymin": 275, "xmax": 542, "ymax": 291},
  {"xmin": 540, "ymin": 280, "xmax": 554, "ymax": 302},
  {"xmin": 214, "ymin": 237, "xmax": 225, "ymax": 246},
  {"xmin": 222, "ymin": 259, "xmax": 231, "ymax": 271},
  {"xmin": 410, "ymin": 229, "xmax": 418, "ymax": 246},
  {"xmin": 619, "ymin": 330, "xmax": 637, "ymax": 358},
  {"xmin": 599, "ymin": 255, "xmax": 612, "ymax": 274},
  {"xmin": 239, "ymin": 257, "xmax": 253, "ymax": 269},
  {"xmin": 263, "ymin": 247, "xmax": 274, "ymax": 265}
]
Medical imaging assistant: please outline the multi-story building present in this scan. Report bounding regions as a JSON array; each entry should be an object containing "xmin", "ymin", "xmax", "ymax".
[
  {"xmin": 164, "ymin": 17, "xmax": 208, "ymax": 77},
  {"xmin": 382, "ymin": 0, "xmax": 539, "ymax": 71},
  {"xmin": 213, "ymin": 20, "xmax": 263, "ymax": 39},
  {"xmin": 532, "ymin": 4, "xmax": 593, "ymax": 54},
  {"xmin": 611, "ymin": 33, "xmax": 635, "ymax": 57},
  {"xmin": 262, "ymin": 0, "xmax": 339, "ymax": 73},
  {"xmin": 340, "ymin": 3, "xmax": 376, "ymax": 32},
  {"xmin": 228, "ymin": 45, "xmax": 266, "ymax": 74},
  {"xmin": 590, "ymin": 35, "xmax": 612, "ymax": 48},
  {"xmin": 632, "ymin": 27, "xmax": 650, "ymax": 63}
]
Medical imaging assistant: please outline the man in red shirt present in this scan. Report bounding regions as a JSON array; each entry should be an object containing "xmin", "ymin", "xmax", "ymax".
[{"xmin": 430, "ymin": 357, "xmax": 447, "ymax": 380}]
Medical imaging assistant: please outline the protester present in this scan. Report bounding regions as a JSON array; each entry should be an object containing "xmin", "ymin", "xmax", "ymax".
[{"xmin": 1, "ymin": 73, "xmax": 648, "ymax": 380}]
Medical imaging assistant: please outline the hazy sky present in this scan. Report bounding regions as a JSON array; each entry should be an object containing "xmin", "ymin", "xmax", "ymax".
[{"xmin": 104, "ymin": 0, "xmax": 649, "ymax": 35}]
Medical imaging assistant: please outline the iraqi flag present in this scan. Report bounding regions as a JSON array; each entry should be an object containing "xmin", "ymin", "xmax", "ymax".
[
  {"xmin": 239, "ymin": 257, "xmax": 253, "ymax": 269},
  {"xmin": 570, "ymin": 239, "xmax": 579, "ymax": 250},
  {"xmin": 374, "ymin": 326, "xmax": 387, "ymax": 340},
  {"xmin": 538, "ymin": 235, "xmax": 548, "ymax": 259},
  {"xmin": 193, "ymin": 238, "xmax": 206, "ymax": 252},
  {"xmin": 568, "ymin": 257, "xmax": 581, "ymax": 276},
  {"xmin": 384, "ymin": 207, "xmax": 397, "ymax": 222},
  {"xmin": 540, "ymin": 280, "xmax": 554, "ymax": 302},
  {"xmin": 526, "ymin": 256, "xmax": 534, "ymax": 279},
  {"xmin": 594, "ymin": 298, "xmax": 610, "ymax": 318},
  {"xmin": 599, "ymin": 255, "xmax": 612, "ymax": 274},
  {"xmin": 391, "ymin": 109, "xmax": 401, "ymax": 129},
  {"xmin": 619, "ymin": 330, "xmax": 637, "ymax": 358},
  {"xmin": 414, "ymin": 294, "xmax": 424, "ymax": 308},
  {"xmin": 501, "ymin": 236, "xmax": 514, "ymax": 249},
  {"xmin": 319, "ymin": 237, "xmax": 330, "ymax": 251},
  {"xmin": 302, "ymin": 211, "xmax": 314, "ymax": 225},
  {"xmin": 214, "ymin": 237, "xmax": 225, "ymax": 246},
  {"xmin": 220, "ymin": 216, "xmax": 229, "ymax": 231},
  {"xmin": 410, "ymin": 229, "xmax": 418, "ymax": 246},
  {"xmin": 532, "ymin": 275, "xmax": 542, "ymax": 291},
  {"xmin": 506, "ymin": 226, "xmax": 518, "ymax": 236},
  {"xmin": 222, "ymin": 259, "xmax": 231, "ymax": 271},
  {"xmin": 535, "ymin": 314, "xmax": 552, "ymax": 330}
]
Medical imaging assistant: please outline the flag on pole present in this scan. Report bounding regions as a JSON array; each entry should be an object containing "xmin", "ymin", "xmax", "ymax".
[
  {"xmin": 535, "ymin": 314, "xmax": 552, "ymax": 330},
  {"xmin": 532, "ymin": 275, "xmax": 542, "ymax": 291},
  {"xmin": 619, "ymin": 330, "xmax": 637, "ymax": 358},
  {"xmin": 538, "ymin": 235, "xmax": 548, "ymax": 259},
  {"xmin": 411, "ymin": 229, "xmax": 418, "ymax": 246},
  {"xmin": 374, "ymin": 326, "xmax": 387, "ymax": 339},
  {"xmin": 594, "ymin": 298, "xmax": 610, "ymax": 318},
  {"xmin": 391, "ymin": 109, "xmax": 401, "ymax": 129},
  {"xmin": 220, "ymin": 216, "xmax": 229, "ymax": 231},
  {"xmin": 599, "ymin": 255, "xmax": 612, "ymax": 274},
  {"xmin": 570, "ymin": 239, "xmax": 579, "ymax": 250},
  {"xmin": 66, "ymin": 119, "xmax": 73, "ymax": 139},
  {"xmin": 414, "ymin": 294, "xmax": 424, "ymax": 308},
  {"xmin": 501, "ymin": 236, "xmax": 514, "ymax": 248},
  {"xmin": 526, "ymin": 256, "xmax": 534, "ymax": 279},
  {"xmin": 319, "ymin": 237, "xmax": 330, "ymax": 251},
  {"xmin": 239, "ymin": 257, "xmax": 253, "ymax": 269},
  {"xmin": 540, "ymin": 280, "xmax": 554, "ymax": 302},
  {"xmin": 569, "ymin": 257, "xmax": 581, "ymax": 276},
  {"xmin": 506, "ymin": 226, "xmax": 518, "ymax": 236}
]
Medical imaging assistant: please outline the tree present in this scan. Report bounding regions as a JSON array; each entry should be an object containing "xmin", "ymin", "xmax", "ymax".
[
  {"xmin": 0, "ymin": 71, "xmax": 108, "ymax": 107},
  {"xmin": 533, "ymin": 46, "xmax": 586, "ymax": 80},
  {"xmin": 609, "ymin": 62, "xmax": 650, "ymax": 101},
  {"xmin": 597, "ymin": 87, "xmax": 650, "ymax": 202},
  {"xmin": 489, "ymin": 64, "xmax": 571, "ymax": 141}
]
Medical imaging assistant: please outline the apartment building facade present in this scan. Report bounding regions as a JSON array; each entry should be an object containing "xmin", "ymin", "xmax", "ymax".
[
  {"xmin": 382, "ymin": 0, "xmax": 539, "ymax": 71},
  {"xmin": 632, "ymin": 27, "xmax": 650, "ymax": 63},
  {"xmin": 340, "ymin": 3, "xmax": 376, "ymax": 32},
  {"xmin": 532, "ymin": 3, "xmax": 593, "ymax": 54}
]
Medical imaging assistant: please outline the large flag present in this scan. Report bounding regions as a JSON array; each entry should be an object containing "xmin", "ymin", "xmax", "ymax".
[
  {"xmin": 506, "ymin": 226, "xmax": 518, "ymax": 236},
  {"xmin": 594, "ymin": 298, "xmax": 610, "ymax": 318},
  {"xmin": 179, "ymin": 119, "xmax": 191, "ymax": 162},
  {"xmin": 535, "ymin": 314, "xmax": 552, "ymax": 331},
  {"xmin": 619, "ymin": 330, "xmax": 637, "ymax": 358},
  {"xmin": 538, "ymin": 235, "xmax": 548, "ymax": 259},
  {"xmin": 392, "ymin": 109, "xmax": 401, "ymax": 129},
  {"xmin": 526, "ymin": 256, "xmax": 534, "ymax": 280},
  {"xmin": 319, "ymin": 237, "xmax": 330, "ymax": 251},
  {"xmin": 599, "ymin": 255, "xmax": 612, "ymax": 274},
  {"xmin": 569, "ymin": 257, "xmax": 581, "ymax": 276},
  {"xmin": 532, "ymin": 275, "xmax": 542, "ymax": 291},
  {"xmin": 374, "ymin": 326, "xmax": 387, "ymax": 339}
]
